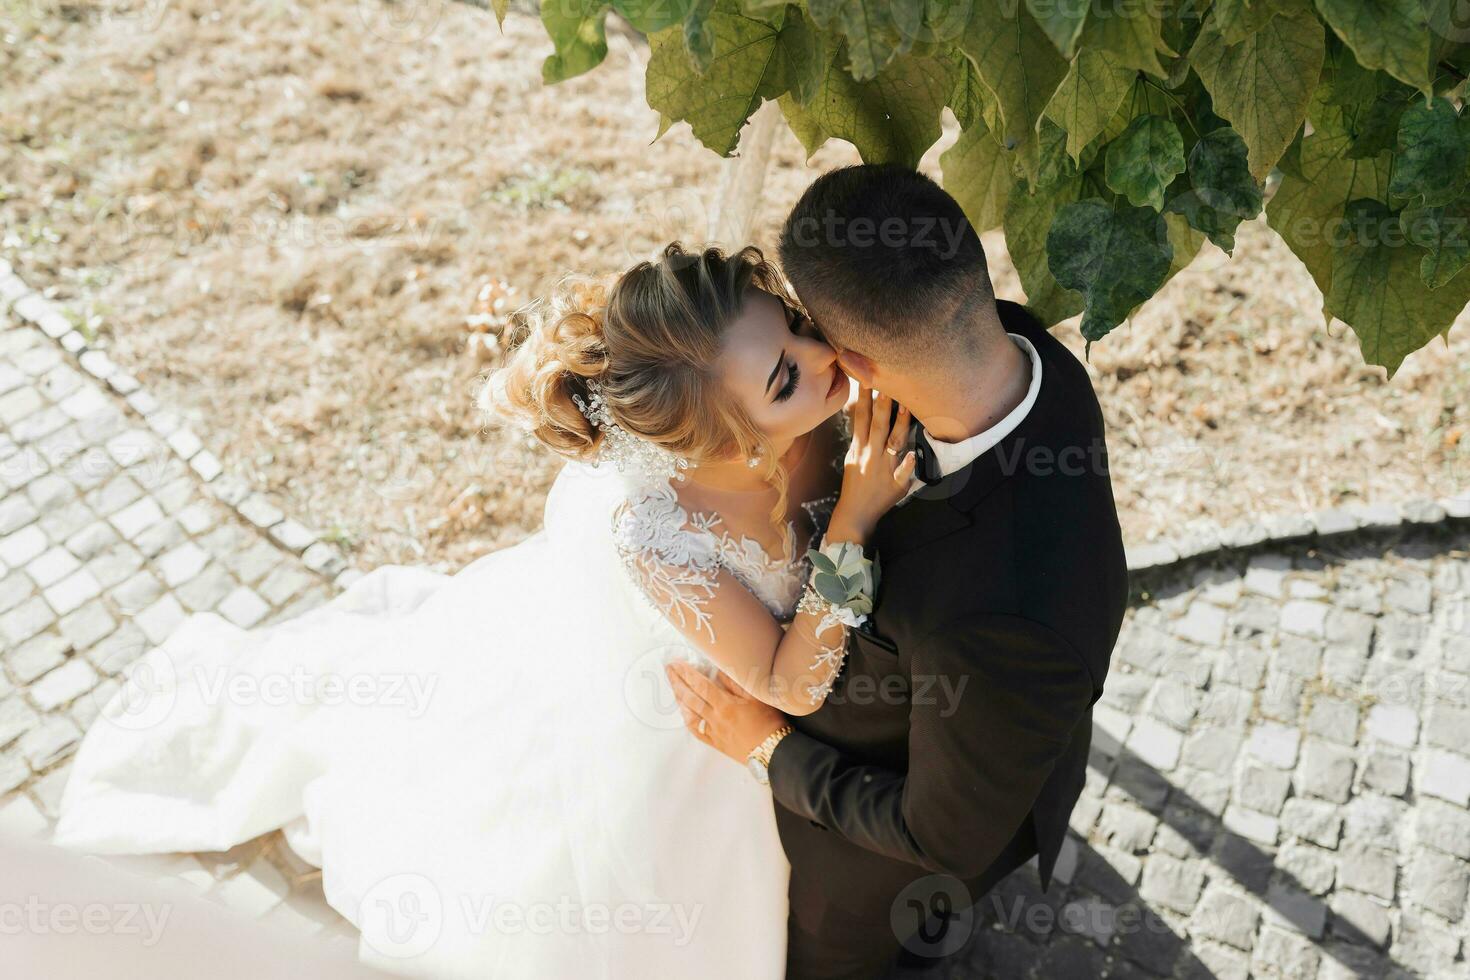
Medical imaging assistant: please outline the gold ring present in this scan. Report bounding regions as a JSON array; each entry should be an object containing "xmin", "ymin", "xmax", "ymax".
[
  {"xmin": 885, "ymin": 446, "xmax": 899, "ymax": 456},
  {"xmin": 697, "ymin": 718, "xmax": 708, "ymax": 735}
]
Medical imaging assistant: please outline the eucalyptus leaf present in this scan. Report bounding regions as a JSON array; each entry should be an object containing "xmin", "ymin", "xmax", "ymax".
[
  {"xmin": 813, "ymin": 571, "xmax": 845, "ymax": 602},
  {"xmin": 807, "ymin": 549, "xmax": 838, "ymax": 574}
]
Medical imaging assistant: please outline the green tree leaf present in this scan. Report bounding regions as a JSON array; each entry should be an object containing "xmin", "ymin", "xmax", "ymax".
[
  {"xmin": 1105, "ymin": 114, "xmax": 1187, "ymax": 210},
  {"xmin": 948, "ymin": 52, "xmax": 1001, "ymax": 133},
  {"xmin": 1390, "ymin": 97, "xmax": 1470, "ymax": 206},
  {"xmin": 1166, "ymin": 126, "xmax": 1264, "ymax": 253},
  {"xmin": 491, "ymin": 0, "xmax": 509, "ymax": 27},
  {"xmin": 1314, "ymin": 0, "xmax": 1432, "ymax": 95},
  {"xmin": 684, "ymin": 0, "xmax": 717, "ymax": 73},
  {"xmin": 1324, "ymin": 40, "xmax": 1386, "ymax": 106},
  {"xmin": 806, "ymin": 0, "xmax": 925, "ymax": 81},
  {"xmin": 1036, "ymin": 117, "xmax": 1078, "ymax": 188},
  {"xmin": 1161, "ymin": 7, "xmax": 1204, "ymax": 88},
  {"xmin": 916, "ymin": 0, "xmax": 976, "ymax": 47},
  {"xmin": 1043, "ymin": 47, "xmax": 1136, "ymax": 163},
  {"xmin": 1047, "ymin": 199, "xmax": 1174, "ymax": 341},
  {"xmin": 1163, "ymin": 210, "xmax": 1207, "ymax": 283},
  {"xmin": 958, "ymin": 0, "xmax": 1069, "ymax": 181},
  {"xmin": 646, "ymin": 3, "xmax": 816, "ymax": 155},
  {"xmin": 778, "ymin": 47, "xmax": 952, "ymax": 167},
  {"xmin": 1321, "ymin": 42, "xmax": 1416, "ymax": 159},
  {"xmin": 1348, "ymin": 88, "xmax": 1416, "ymax": 159},
  {"xmin": 534, "ymin": 0, "xmax": 1470, "ymax": 372},
  {"xmin": 782, "ymin": 5, "xmax": 827, "ymax": 104},
  {"xmin": 1004, "ymin": 176, "xmax": 1085, "ymax": 326},
  {"xmin": 1403, "ymin": 201, "xmax": 1470, "ymax": 288},
  {"xmin": 1326, "ymin": 198, "xmax": 1470, "ymax": 374},
  {"xmin": 614, "ymin": 0, "xmax": 696, "ymax": 32},
  {"xmin": 542, "ymin": 0, "xmax": 611, "ymax": 84},
  {"xmin": 1191, "ymin": 9, "xmax": 1325, "ymax": 179},
  {"xmin": 941, "ymin": 115, "xmax": 1012, "ymax": 233},
  {"xmin": 1266, "ymin": 91, "xmax": 1392, "ymax": 307},
  {"xmin": 1211, "ymin": 0, "xmax": 1314, "ymax": 44},
  {"xmin": 1075, "ymin": 0, "xmax": 1172, "ymax": 77},
  {"xmin": 1025, "ymin": 0, "xmax": 1089, "ymax": 58}
]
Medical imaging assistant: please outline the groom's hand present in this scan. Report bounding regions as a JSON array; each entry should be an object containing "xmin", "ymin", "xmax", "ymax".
[{"xmin": 666, "ymin": 662, "xmax": 786, "ymax": 765}]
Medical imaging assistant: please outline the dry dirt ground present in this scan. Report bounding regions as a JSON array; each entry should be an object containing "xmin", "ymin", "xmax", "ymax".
[{"xmin": 3, "ymin": 0, "xmax": 1468, "ymax": 572}]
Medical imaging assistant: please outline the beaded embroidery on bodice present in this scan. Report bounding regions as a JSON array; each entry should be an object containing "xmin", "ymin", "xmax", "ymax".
[{"xmin": 611, "ymin": 478, "xmax": 838, "ymax": 640}]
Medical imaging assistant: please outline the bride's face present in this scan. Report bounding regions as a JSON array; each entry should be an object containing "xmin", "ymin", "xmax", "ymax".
[{"xmin": 715, "ymin": 287, "xmax": 849, "ymax": 447}]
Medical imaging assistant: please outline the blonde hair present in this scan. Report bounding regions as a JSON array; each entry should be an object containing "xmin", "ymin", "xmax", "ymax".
[{"xmin": 479, "ymin": 242, "xmax": 799, "ymax": 548}]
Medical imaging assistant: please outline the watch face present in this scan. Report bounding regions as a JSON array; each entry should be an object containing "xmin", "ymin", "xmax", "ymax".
[{"xmin": 747, "ymin": 756, "xmax": 770, "ymax": 784}]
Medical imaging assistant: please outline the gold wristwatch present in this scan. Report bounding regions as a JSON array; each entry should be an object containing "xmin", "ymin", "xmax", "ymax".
[{"xmin": 746, "ymin": 725, "xmax": 794, "ymax": 785}]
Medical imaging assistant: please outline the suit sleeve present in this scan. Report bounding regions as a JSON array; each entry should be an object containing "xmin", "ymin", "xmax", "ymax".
[{"xmin": 766, "ymin": 613, "xmax": 1092, "ymax": 879}]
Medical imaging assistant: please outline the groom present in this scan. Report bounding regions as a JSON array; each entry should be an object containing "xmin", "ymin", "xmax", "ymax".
[{"xmin": 670, "ymin": 164, "xmax": 1128, "ymax": 978}]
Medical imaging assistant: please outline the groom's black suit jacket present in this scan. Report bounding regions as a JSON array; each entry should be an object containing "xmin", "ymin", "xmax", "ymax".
[{"xmin": 769, "ymin": 300, "xmax": 1128, "ymax": 930}]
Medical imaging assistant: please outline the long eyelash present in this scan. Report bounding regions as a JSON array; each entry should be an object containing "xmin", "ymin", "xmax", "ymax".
[{"xmin": 774, "ymin": 361, "xmax": 800, "ymax": 402}]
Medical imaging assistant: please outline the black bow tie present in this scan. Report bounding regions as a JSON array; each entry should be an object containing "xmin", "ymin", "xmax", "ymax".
[{"xmin": 911, "ymin": 425, "xmax": 944, "ymax": 485}]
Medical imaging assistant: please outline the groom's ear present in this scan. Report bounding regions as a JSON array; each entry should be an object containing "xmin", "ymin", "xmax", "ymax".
[{"xmin": 836, "ymin": 348, "xmax": 878, "ymax": 387}]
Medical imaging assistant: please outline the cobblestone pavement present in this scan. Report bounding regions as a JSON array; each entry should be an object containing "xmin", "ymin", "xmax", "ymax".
[
  {"xmin": 0, "ymin": 308, "xmax": 359, "ymax": 946},
  {"xmin": 943, "ymin": 531, "xmax": 1470, "ymax": 979},
  {"xmin": 4, "ymin": 300, "xmax": 1470, "ymax": 976}
]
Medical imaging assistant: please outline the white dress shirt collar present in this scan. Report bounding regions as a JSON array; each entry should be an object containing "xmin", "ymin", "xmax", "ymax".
[{"xmin": 901, "ymin": 332, "xmax": 1042, "ymax": 499}]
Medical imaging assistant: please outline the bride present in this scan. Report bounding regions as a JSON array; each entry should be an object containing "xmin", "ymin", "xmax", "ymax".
[{"xmin": 52, "ymin": 243, "xmax": 917, "ymax": 978}]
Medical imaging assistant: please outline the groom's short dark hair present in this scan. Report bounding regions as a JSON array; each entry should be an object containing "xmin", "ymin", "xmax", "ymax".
[{"xmin": 778, "ymin": 164, "xmax": 999, "ymax": 365}]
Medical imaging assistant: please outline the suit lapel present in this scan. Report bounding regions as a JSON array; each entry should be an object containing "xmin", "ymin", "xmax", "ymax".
[{"xmin": 872, "ymin": 471, "xmax": 972, "ymax": 562}]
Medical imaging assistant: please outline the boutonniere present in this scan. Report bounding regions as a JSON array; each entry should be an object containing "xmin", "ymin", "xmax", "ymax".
[{"xmin": 804, "ymin": 540, "xmax": 879, "ymax": 628}]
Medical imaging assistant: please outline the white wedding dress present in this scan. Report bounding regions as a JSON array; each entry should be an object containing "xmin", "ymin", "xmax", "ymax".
[{"xmin": 54, "ymin": 460, "xmax": 835, "ymax": 979}]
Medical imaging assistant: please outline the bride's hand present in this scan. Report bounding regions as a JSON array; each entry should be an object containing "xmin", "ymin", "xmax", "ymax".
[{"xmin": 827, "ymin": 385, "xmax": 916, "ymax": 544}]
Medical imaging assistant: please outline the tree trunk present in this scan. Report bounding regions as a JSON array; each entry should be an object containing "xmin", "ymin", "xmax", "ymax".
[{"xmin": 707, "ymin": 101, "xmax": 780, "ymax": 248}]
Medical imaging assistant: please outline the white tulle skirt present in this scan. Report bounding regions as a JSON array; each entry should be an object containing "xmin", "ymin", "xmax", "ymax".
[{"xmin": 53, "ymin": 462, "xmax": 789, "ymax": 979}]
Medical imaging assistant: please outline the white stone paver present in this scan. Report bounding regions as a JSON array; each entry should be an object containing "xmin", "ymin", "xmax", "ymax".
[
  {"xmin": 962, "ymin": 532, "xmax": 1470, "ymax": 979},
  {"xmin": 0, "ymin": 303, "xmax": 350, "ymax": 941}
]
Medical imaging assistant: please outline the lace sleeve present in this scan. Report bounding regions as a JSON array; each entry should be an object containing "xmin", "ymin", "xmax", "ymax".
[
  {"xmin": 611, "ymin": 482, "xmax": 857, "ymax": 713},
  {"xmin": 611, "ymin": 482, "xmax": 725, "ymax": 643}
]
